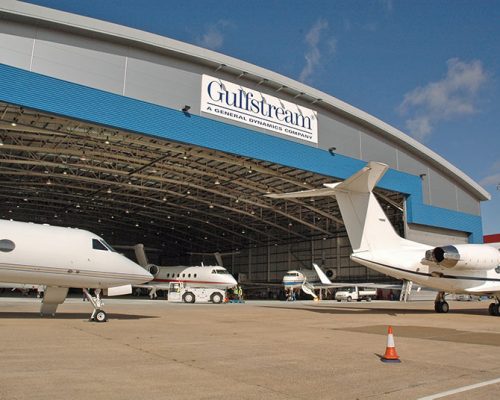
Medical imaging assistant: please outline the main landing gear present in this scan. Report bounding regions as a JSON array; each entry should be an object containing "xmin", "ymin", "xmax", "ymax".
[
  {"xmin": 83, "ymin": 288, "xmax": 107, "ymax": 322},
  {"xmin": 434, "ymin": 291, "xmax": 449, "ymax": 313},
  {"xmin": 488, "ymin": 297, "xmax": 500, "ymax": 316}
]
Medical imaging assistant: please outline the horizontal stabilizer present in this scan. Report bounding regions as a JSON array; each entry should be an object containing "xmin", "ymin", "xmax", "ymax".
[
  {"xmin": 323, "ymin": 162, "xmax": 388, "ymax": 193},
  {"xmin": 266, "ymin": 187, "xmax": 339, "ymax": 199}
]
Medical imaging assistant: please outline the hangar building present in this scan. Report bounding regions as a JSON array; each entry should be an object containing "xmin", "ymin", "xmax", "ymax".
[{"xmin": 0, "ymin": 1, "xmax": 490, "ymax": 283}]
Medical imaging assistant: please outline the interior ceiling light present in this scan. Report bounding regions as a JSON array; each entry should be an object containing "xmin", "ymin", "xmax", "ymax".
[
  {"xmin": 105, "ymin": 136, "xmax": 110, "ymax": 145},
  {"xmin": 46, "ymin": 179, "xmax": 52, "ymax": 185},
  {"xmin": 0, "ymin": 139, "xmax": 3, "ymax": 146},
  {"xmin": 10, "ymin": 122, "xmax": 16, "ymax": 127},
  {"xmin": 214, "ymin": 179, "xmax": 220, "ymax": 185},
  {"xmin": 162, "ymin": 196, "xmax": 167, "ymax": 201},
  {"xmin": 106, "ymin": 188, "xmax": 112, "ymax": 194},
  {"xmin": 209, "ymin": 203, "xmax": 214, "ymax": 208}
]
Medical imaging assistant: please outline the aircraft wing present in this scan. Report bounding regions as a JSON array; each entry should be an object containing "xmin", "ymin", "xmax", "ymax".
[
  {"xmin": 308, "ymin": 282, "xmax": 402, "ymax": 290},
  {"xmin": 465, "ymin": 285, "xmax": 500, "ymax": 294}
]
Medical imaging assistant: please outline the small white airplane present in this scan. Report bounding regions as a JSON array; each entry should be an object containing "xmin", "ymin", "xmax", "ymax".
[
  {"xmin": 131, "ymin": 244, "xmax": 238, "ymax": 297},
  {"xmin": 267, "ymin": 161, "xmax": 500, "ymax": 316},
  {"xmin": 0, "ymin": 219, "xmax": 152, "ymax": 321},
  {"xmin": 282, "ymin": 263, "xmax": 400, "ymax": 299}
]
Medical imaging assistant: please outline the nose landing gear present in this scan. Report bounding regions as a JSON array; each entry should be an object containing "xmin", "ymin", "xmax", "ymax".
[{"xmin": 83, "ymin": 288, "xmax": 107, "ymax": 322}]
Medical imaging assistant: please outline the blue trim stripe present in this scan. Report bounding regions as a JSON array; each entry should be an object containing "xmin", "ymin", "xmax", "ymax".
[{"xmin": 0, "ymin": 64, "xmax": 483, "ymax": 243}]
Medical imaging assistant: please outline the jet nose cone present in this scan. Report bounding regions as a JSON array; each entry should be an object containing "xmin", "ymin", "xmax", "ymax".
[{"xmin": 141, "ymin": 268, "xmax": 154, "ymax": 282}]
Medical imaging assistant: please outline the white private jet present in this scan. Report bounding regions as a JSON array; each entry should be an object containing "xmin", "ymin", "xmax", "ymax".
[
  {"xmin": 0, "ymin": 220, "xmax": 152, "ymax": 321},
  {"xmin": 267, "ymin": 161, "xmax": 500, "ymax": 316},
  {"xmin": 131, "ymin": 244, "xmax": 238, "ymax": 297},
  {"xmin": 282, "ymin": 263, "xmax": 400, "ymax": 299}
]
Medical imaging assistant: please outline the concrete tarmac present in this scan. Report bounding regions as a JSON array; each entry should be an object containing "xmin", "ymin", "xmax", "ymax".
[{"xmin": 0, "ymin": 297, "xmax": 499, "ymax": 400}]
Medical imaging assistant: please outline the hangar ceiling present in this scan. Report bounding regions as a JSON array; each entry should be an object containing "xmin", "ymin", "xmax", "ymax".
[{"xmin": 0, "ymin": 102, "xmax": 404, "ymax": 259}]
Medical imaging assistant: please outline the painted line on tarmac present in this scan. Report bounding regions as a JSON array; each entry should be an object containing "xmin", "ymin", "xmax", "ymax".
[{"xmin": 418, "ymin": 377, "xmax": 500, "ymax": 399}]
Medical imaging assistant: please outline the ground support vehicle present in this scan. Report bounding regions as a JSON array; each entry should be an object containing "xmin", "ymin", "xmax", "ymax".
[
  {"xmin": 167, "ymin": 282, "xmax": 225, "ymax": 304},
  {"xmin": 335, "ymin": 286, "xmax": 376, "ymax": 302}
]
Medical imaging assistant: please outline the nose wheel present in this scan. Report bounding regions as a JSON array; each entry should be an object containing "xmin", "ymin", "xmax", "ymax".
[{"xmin": 83, "ymin": 288, "xmax": 108, "ymax": 322}]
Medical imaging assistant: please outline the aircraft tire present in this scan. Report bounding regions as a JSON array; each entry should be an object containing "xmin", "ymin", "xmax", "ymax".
[
  {"xmin": 491, "ymin": 303, "xmax": 500, "ymax": 316},
  {"xmin": 211, "ymin": 292, "xmax": 223, "ymax": 304},
  {"xmin": 440, "ymin": 301, "xmax": 449, "ymax": 313},
  {"xmin": 182, "ymin": 292, "xmax": 195, "ymax": 303},
  {"xmin": 347, "ymin": 296, "xmax": 352, "ymax": 302},
  {"xmin": 95, "ymin": 310, "xmax": 107, "ymax": 322},
  {"xmin": 434, "ymin": 302, "xmax": 443, "ymax": 313}
]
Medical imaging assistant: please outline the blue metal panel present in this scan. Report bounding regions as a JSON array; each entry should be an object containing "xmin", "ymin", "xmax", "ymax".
[{"xmin": 0, "ymin": 63, "xmax": 483, "ymax": 243}]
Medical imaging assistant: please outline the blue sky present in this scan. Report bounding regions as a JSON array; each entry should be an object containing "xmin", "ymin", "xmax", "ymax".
[{"xmin": 24, "ymin": 0, "xmax": 500, "ymax": 235}]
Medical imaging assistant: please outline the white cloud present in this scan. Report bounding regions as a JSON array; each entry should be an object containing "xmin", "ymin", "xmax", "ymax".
[
  {"xmin": 398, "ymin": 58, "xmax": 489, "ymax": 141},
  {"xmin": 299, "ymin": 19, "xmax": 335, "ymax": 83},
  {"xmin": 480, "ymin": 161, "xmax": 500, "ymax": 187},
  {"xmin": 197, "ymin": 20, "xmax": 232, "ymax": 50}
]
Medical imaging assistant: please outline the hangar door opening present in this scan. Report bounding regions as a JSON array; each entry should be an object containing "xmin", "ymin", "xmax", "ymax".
[{"xmin": 0, "ymin": 103, "xmax": 404, "ymax": 283}]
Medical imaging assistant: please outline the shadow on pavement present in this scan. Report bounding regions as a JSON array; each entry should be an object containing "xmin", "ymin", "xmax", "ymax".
[
  {"xmin": 0, "ymin": 312, "xmax": 158, "ymax": 320},
  {"xmin": 261, "ymin": 305, "xmax": 491, "ymax": 316}
]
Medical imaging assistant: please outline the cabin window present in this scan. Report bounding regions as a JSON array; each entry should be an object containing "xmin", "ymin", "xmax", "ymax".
[
  {"xmin": 92, "ymin": 239, "xmax": 108, "ymax": 251},
  {"xmin": 182, "ymin": 273, "xmax": 185, "ymax": 278},
  {"xmin": 188, "ymin": 274, "xmax": 191, "ymax": 278},
  {"xmin": 166, "ymin": 273, "xmax": 170, "ymax": 278},
  {"xmin": 194, "ymin": 274, "xmax": 197, "ymax": 278},
  {"xmin": 496, "ymin": 266, "xmax": 500, "ymax": 274},
  {"xmin": 177, "ymin": 273, "xmax": 180, "ymax": 278},
  {"xmin": 0, "ymin": 239, "xmax": 15, "ymax": 253}
]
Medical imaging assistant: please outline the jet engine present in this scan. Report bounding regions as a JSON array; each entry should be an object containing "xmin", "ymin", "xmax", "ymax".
[
  {"xmin": 425, "ymin": 244, "xmax": 500, "ymax": 270},
  {"xmin": 325, "ymin": 269, "xmax": 337, "ymax": 280},
  {"xmin": 146, "ymin": 264, "xmax": 160, "ymax": 277}
]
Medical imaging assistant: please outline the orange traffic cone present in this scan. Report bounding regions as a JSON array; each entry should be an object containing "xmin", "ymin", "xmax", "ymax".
[{"xmin": 381, "ymin": 326, "xmax": 401, "ymax": 363}]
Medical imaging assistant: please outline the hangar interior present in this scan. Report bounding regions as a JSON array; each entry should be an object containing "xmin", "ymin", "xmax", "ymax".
[{"xmin": 0, "ymin": 102, "xmax": 405, "ymax": 282}]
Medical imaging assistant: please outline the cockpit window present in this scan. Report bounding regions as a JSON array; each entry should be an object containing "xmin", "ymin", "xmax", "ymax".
[
  {"xmin": 92, "ymin": 239, "xmax": 108, "ymax": 251},
  {"xmin": 100, "ymin": 239, "xmax": 117, "ymax": 252},
  {"xmin": 212, "ymin": 269, "xmax": 229, "ymax": 274}
]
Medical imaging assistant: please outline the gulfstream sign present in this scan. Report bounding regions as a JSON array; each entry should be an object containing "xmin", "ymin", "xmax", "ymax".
[{"xmin": 201, "ymin": 75, "xmax": 318, "ymax": 143}]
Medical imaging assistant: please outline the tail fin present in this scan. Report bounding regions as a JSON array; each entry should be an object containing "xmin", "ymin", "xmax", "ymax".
[
  {"xmin": 133, "ymin": 244, "xmax": 149, "ymax": 268},
  {"xmin": 266, "ymin": 162, "xmax": 403, "ymax": 253},
  {"xmin": 312, "ymin": 263, "xmax": 332, "ymax": 284}
]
